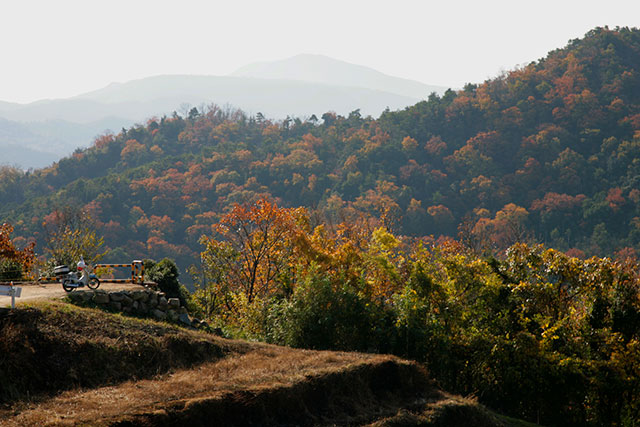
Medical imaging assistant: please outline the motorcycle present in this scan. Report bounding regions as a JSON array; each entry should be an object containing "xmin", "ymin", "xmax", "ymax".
[{"xmin": 54, "ymin": 257, "xmax": 100, "ymax": 292}]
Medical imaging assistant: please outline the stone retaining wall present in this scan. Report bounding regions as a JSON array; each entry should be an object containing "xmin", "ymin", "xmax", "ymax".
[{"xmin": 66, "ymin": 289, "xmax": 203, "ymax": 328}]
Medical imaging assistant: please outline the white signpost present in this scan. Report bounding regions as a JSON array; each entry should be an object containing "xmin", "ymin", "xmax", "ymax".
[{"xmin": 0, "ymin": 282, "xmax": 22, "ymax": 309}]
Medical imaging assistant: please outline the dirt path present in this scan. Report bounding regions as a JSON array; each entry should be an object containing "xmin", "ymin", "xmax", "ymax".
[{"xmin": 0, "ymin": 282, "xmax": 147, "ymax": 307}]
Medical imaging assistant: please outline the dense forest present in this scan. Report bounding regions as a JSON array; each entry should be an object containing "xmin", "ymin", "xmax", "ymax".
[
  {"xmin": 1, "ymin": 27, "xmax": 640, "ymax": 269},
  {"xmin": 2, "ymin": 27, "xmax": 640, "ymax": 424}
]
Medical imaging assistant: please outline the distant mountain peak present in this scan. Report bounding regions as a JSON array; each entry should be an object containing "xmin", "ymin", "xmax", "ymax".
[
  {"xmin": 233, "ymin": 53, "xmax": 377, "ymax": 76},
  {"xmin": 231, "ymin": 54, "xmax": 448, "ymax": 99}
]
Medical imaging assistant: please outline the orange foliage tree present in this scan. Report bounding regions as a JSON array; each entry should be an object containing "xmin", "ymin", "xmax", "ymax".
[
  {"xmin": 199, "ymin": 198, "xmax": 306, "ymax": 308},
  {"xmin": 0, "ymin": 223, "xmax": 35, "ymax": 279}
]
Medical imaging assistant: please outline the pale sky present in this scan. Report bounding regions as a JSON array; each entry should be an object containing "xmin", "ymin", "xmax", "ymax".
[{"xmin": 1, "ymin": 0, "xmax": 639, "ymax": 104}]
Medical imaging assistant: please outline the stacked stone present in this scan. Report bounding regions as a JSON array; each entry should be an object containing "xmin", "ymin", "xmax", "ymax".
[{"xmin": 68, "ymin": 289, "xmax": 192, "ymax": 327}]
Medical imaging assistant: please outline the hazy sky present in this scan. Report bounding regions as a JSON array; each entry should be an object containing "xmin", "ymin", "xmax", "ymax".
[{"xmin": 2, "ymin": 0, "xmax": 639, "ymax": 104}]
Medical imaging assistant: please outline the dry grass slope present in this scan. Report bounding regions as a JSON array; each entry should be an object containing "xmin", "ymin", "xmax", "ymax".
[
  {"xmin": 0, "ymin": 303, "xmax": 523, "ymax": 426},
  {"xmin": 0, "ymin": 303, "xmax": 243, "ymax": 405}
]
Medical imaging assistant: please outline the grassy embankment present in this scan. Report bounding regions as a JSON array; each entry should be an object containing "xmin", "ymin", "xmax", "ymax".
[{"xmin": 0, "ymin": 302, "xmax": 532, "ymax": 426}]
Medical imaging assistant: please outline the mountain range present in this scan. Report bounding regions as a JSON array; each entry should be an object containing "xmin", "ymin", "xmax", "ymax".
[{"xmin": 0, "ymin": 55, "xmax": 448, "ymax": 169}]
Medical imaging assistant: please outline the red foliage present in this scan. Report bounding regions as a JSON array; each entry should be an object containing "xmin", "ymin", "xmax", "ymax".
[
  {"xmin": 425, "ymin": 136, "xmax": 447, "ymax": 156},
  {"xmin": 531, "ymin": 192, "xmax": 587, "ymax": 214},
  {"xmin": 606, "ymin": 188, "xmax": 626, "ymax": 212},
  {"xmin": 0, "ymin": 223, "xmax": 35, "ymax": 274}
]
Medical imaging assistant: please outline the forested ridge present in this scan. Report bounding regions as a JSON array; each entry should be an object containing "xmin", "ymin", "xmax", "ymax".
[
  {"xmin": 2, "ymin": 27, "xmax": 640, "ymax": 266},
  {"xmin": 2, "ymin": 26, "xmax": 640, "ymax": 425}
]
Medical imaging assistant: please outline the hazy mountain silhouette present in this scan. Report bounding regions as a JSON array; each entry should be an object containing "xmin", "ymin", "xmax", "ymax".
[
  {"xmin": 232, "ymin": 54, "xmax": 448, "ymax": 98},
  {"xmin": 0, "ymin": 116, "xmax": 131, "ymax": 169},
  {"xmin": 0, "ymin": 101, "xmax": 21, "ymax": 113},
  {"xmin": 0, "ymin": 55, "xmax": 448, "ymax": 169},
  {"xmin": 71, "ymin": 75, "xmax": 422, "ymax": 119}
]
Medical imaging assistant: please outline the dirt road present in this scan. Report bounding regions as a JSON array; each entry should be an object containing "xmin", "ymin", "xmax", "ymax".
[{"xmin": 0, "ymin": 282, "xmax": 147, "ymax": 307}]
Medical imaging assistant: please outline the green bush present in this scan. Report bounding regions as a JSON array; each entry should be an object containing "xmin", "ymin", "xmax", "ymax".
[
  {"xmin": 146, "ymin": 258, "xmax": 191, "ymax": 306},
  {"xmin": 267, "ymin": 269, "xmax": 390, "ymax": 352}
]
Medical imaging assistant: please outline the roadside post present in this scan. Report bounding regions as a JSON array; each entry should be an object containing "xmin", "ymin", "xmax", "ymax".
[{"xmin": 0, "ymin": 281, "xmax": 22, "ymax": 309}]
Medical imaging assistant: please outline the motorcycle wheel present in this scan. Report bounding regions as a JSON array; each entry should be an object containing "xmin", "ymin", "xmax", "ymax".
[
  {"xmin": 88, "ymin": 277, "xmax": 100, "ymax": 289},
  {"xmin": 62, "ymin": 279, "xmax": 75, "ymax": 292}
]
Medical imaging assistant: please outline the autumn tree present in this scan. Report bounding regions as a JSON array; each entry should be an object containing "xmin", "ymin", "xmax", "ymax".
[
  {"xmin": 0, "ymin": 223, "xmax": 35, "ymax": 280},
  {"xmin": 199, "ymin": 198, "xmax": 306, "ymax": 310},
  {"xmin": 472, "ymin": 203, "xmax": 531, "ymax": 251},
  {"xmin": 42, "ymin": 207, "xmax": 106, "ymax": 267}
]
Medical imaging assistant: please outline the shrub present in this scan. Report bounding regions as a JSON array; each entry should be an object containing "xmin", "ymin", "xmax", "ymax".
[
  {"xmin": 147, "ymin": 258, "xmax": 191, "ymax": 305},
  {"xmin": 267, "ymin": 268, "xmax": 389, "ymax": 352}
]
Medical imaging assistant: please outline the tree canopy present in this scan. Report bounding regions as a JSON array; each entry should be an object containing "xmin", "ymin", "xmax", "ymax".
[{"xmin": 2, "ymin": 28, "xmax": 640, "ymax": 273}]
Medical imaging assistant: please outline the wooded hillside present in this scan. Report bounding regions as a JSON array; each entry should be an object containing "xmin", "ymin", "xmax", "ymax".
[{"xmin": 2, "ymin": 27, "xmax": 639, "ymax": 269}]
